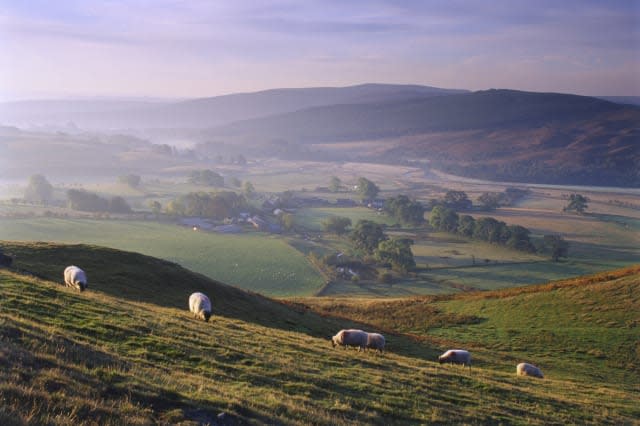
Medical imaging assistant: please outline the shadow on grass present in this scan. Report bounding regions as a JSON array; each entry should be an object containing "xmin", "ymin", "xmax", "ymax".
[{"xmin": 2, "ymin": 241, "xmax": 445, "ymax": 363}]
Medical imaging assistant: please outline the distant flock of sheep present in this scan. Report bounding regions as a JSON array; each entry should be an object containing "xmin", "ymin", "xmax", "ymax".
[{"xmin": 61, "ymin": 265, "xmax": 544, "ymax": 379}]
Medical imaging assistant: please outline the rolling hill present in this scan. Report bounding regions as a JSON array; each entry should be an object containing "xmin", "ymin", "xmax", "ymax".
[
  {"xmin": 201, "ymin": 89, "xmax": 640, "ymax": 187},
  {"xmin": 0, "ymin": 84, "xmax": 466, "ymax": 130},
  {"xmin": 1, "ymin": 242, "xmax": 638, "ymax": 424}
]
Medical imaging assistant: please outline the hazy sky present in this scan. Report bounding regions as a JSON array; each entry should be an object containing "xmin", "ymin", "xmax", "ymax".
[{"xmin": 1, "ymin": 0, "xmax": 639, "ymax": 100}]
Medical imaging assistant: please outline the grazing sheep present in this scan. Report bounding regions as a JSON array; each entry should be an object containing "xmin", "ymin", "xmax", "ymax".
[
  {"xmin": 365, "ymin": 332, "xmax": 386, "ymax": 353},
  {"xmin": 189, "ymin": 292, "xmax": 212, "ymax": 322},
  {"xmin": 63, "ymin": 266, "xmax": 87, "ymax": 292},
  {"xmin": 517, "ymin": 362, "xmax": 544, "ymax": 378},
  {"xmin": 438, "ymin": 349, "xmax": 472, "ymax": 368},
  {"xmin": 331, "ymin": 329, "xmax": 368, "ymax": 351}
]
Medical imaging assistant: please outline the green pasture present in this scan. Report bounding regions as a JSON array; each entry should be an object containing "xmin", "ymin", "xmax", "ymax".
[
  {"xmin": 429, "ymin": 271, "xmax": 640, "ymax": 386},
  {"xmin": 295, "ymin": 207, "xmax": 396, "ymax": 231},
  {"xmin": 411, "ymin": 232, "xmax": 543, "ymax": 268},
  {"xmin": 0, "ymin": 218, "xmax": 324, "ymax": 297},
  {"xmin": 1, "ymin": 245, "xmax": 638, "ymax": 424}
]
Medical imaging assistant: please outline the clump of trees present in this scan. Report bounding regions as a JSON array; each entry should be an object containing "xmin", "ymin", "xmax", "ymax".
[
  {"xmin": 165, "ymin": 191, "xmax": 247, "ymax": 219},
  {"xmin": 24, "ymin": 174, "xmax": 54, "ymax": 204},
  {"xmin": 243, "ymin": 181, "xmax": 255, "ymax": 198},
  {"xmin": 384, "ymin": 195, "xmax": 425, "ymax": 226},
  {"xmin": 356, "ymin": 177, "xmax": 380, "ymax": 201},
  {"xmin": 188, "ymin": 169, "xmax": 224, "ymax": 187},
  {"xmin": 428, "ymin": 190, "xmax": 472, "ymax": 211},
  {"xmin": 375, "ymin": 238, "xmax": 416, "ymax": 272},
  {"xmin": 322, "ymin": 216, "xmax": 352, "ymax": 235},
  {"xmin": 477, "ymin": 188, "xmax": 530, "ymax": 210},
  {"xmin": 563, "ymin": 194, "xmax": 589, "ymax": 214},
  {"xmin": 67, "ymin": 189, "xmax": 132, "ymax": 213},
  {"xmin": 329, "ymin": 176, "xmax": 342, "ymax": 192},
  {"xmin": 443, "ymin": 190, "xmax": 472, "ymax": 210},
  {"xmin": 118, "ymin": 174, "xmax": 141, "ymax": 188},
  {"xmin": 350, "ymin": 219, "xmax": 415, "ymax": 273},
  {"xmin": 429, "ymin": 206, "xmax": 535, "ymax": 252},
  {"xmin": 542, "ymin": 235, "xmax": 569, "ymax": 261}
]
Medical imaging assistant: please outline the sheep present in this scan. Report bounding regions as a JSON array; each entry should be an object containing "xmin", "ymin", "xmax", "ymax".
[
  {"xmin": 331, "ymin": 329, "xmax": 368, "ymax": 351},
  {"xmin": 63, "ymin": 265, "xmax": 87, "ymax": 292},
  {"xmin": 365, "ymin": 332, "xmax": 386, "ymax": 353},
  {"xmin": 517, "ymin": 362, "xmax": 544, "ymax": 378},
  {"xmin": 189, "ymin": 292, "xmax": 212, "ymax": 322},
  {"xmin": 438, "ymin": 349, "xmax": 471, "ymax": 369}
]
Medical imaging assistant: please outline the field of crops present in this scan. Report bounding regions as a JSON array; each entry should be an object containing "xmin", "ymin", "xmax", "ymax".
[{"xmin": 0, "ymin": 218, "xmax": 324, "ymax": 297}]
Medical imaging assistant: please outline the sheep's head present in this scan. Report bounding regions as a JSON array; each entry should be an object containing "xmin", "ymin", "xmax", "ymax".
[
  {"xmin": 331, "ymin": 336, "xmax": 337, "ymax": 347},
  {"xmin": 203, "ymin": 311, "xmax": 212, "ymax": 322}
]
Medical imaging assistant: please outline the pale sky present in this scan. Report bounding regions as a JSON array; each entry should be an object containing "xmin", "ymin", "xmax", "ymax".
[{"xmin": 1, "ymin": 0, "xmax": 639, "ymax": 100}]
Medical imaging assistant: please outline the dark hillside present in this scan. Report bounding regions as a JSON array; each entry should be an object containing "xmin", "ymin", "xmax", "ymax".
[
  {"xmin": 2, "ymin": 241, "xmax": 337, "ymax": 337},
  {"xmin": 202, "ymin": 89, "xmax": 639, "ymax": 186},
  {"xmin": 205, "ymin": 89, "xmax": 633, "ymax": 142}
]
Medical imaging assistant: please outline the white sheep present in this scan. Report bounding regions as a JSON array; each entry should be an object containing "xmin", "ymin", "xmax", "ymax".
[
  {"xmin": 517, "ymin": 362, "xmax": 544, "ymax": 378},
  {"xmin": 331, "ymin": 329, "xmax": 368, "ymax": 351},
  {"xmin": 64, "ymin": 265, "xmax": 87, "ymax": 292},
  {"xmin": 189, "ymin": 292, "xmax": 212, "ymax": 322},
  {"xmin": 365, "ymin": 332, "xmax": 386, "ymax": 353},
  {"xmin": 438, "ymin": 349, "xmax": 471, "ymax": 368}
]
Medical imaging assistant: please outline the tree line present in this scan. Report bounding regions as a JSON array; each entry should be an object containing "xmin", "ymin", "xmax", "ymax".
[{"xmin": 429, "ymin": 206, "xmax": 536, "ymax": 252}]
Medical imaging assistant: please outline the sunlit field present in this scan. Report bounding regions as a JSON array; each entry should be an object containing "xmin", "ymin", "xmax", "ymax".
[{"xmin": 0, "ymin": 218, "xmax": 324, "ymax": 296}]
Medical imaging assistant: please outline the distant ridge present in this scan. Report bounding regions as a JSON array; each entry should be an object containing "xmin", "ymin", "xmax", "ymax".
[
  {"xmin": 200, "ymin": 89, "xmax": 640, "ymax": 187},
  {"xmin": 0, "ymin": 83, "xmax": 467, "ymax": 130}
]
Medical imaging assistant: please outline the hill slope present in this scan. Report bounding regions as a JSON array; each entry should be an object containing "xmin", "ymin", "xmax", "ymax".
[
  {"xmin": 1, "ymin": 243, "xmax": 638, "ymax": 424},
  {"xmin": 0, "ymin": 84, "xmax": 465, "ymax": 130},
  {"xmin": 202, "ymin": 89, "xmax": 640, "ymax": 187},
  {"xmin": 296, "ymin": 266, "xmax": 640, "ymax": 386}
]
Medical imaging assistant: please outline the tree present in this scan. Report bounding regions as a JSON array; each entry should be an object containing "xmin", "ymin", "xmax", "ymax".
[
  {"xmin": 351, "ymin": 220, "xmax": 386, "ymax": 254},
  {"xmin": 176, "ymin": 191, "xmax": 247, "ymax": 219},
  {"xmin": 329, "ymin": 176, "xmax": 342, "ymax": 192},
  {"xmin": 188, "ymin": 169, "xmax": 224, "ymax": 187},
  {"xmin": 322, "ymin": 216, "xmax": 352, "ymax": 235},
  {"xmin": 429, "ymin": 206, "xmax": 459, "ymax": 232},
  {"xmin": 243, "ymin": 181, "xmax": 255, "ymax": 198},
  {"xmin": 543, "ymin": 235, "xmax": 569, "ymax": 261},
  {"xmin": 279, "ymin": 213, "xmax": 295, "ymax": 232},
  {"xmin": 457, "ymin": 215, "xmax": 476, "ymax": 237},
  {"xmin": 118, "ymin": 174, "xmax": 141, "ymax": 188},
  {"xmin": 165, "ymin": 199, "xmax": 185, "ymax": 217},
  {"xmin": 473, "ymin": 217, "xmax": 507, "ymax": 244},
  {"xmin": 384, "ymin": 195, "xmax": 425, "ymax": 226},
  {"xmin": 506, "ymin": 225, "xmax": 535, "ymax": 252},
  {"xmin": 444, "ymin": 190, "xmax": 472, "ymax": 210},
  {"xmin": 356, "ymin": 177, "xmax": 380, "ymax": 201},
  {"xmin": 24, "ymin": 174, "xmax": 53, "ymax": 204},
  {"xmin": 67, "ymin": 189, "xmax": 131, "ymax": 213},
  {"xmin": 229, "ymin": 177, "xmax": 242, "ymax": 188},
  {"xmin": 477, "ymin": 192, "xmax": 503, "ymax": 210},
  {"xmin": 563, "ymin": 194, "xmax": 589, "ymax": 214},
  {"xmin": 376, "ymin": 238, "xmax": 415, "ymax": 273},
  {"xmin": 109, "ymin": 196, "xmax": 133, "ymax": 214},
  {"xmin": 148, "ymin": 200, "xmax": 162, "ymax": 217}
]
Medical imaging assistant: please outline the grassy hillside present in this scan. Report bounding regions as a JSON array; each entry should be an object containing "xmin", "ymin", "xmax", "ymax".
[
  {"xmin": 1, "ymin": 243, "xmax": 639, "ymax": 424},
  {"xmin": 296, "ymin": 266, "xmax": 640, "ymax": 388}
]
